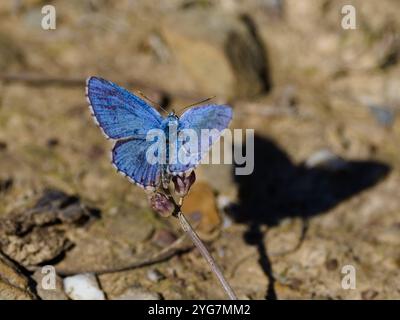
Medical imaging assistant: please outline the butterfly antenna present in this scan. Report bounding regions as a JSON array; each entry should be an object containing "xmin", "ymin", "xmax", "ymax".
[
  {"xmin": 138, "ymin": 90, "xmax": 169, "ymax": 114},
  {"xmin": 177, "ymin": 96, "xmax": 216, "ymax": 116}
]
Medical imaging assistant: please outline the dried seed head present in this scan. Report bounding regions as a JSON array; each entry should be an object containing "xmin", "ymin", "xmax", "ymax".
[
  {"xmin": 149, "ymin": 192, "xmax": 175, "ymax": 217},
  {"xmin": 172, "ymin": 171, "xmax": 196, "ymax": 197}
]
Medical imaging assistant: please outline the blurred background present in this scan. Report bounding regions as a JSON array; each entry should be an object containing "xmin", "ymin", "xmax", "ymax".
[{"xmin": 0, "ymin": 0, "xmax": 399, "ymax": 300}]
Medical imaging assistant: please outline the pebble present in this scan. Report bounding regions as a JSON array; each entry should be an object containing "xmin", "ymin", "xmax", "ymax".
[
  {"xmin": 63, "ymin": 273, "xmax": 105, "ymax": 300},
  {"xmin": 113, "ymin": 286, "xmax": 162, "ymax": 300},
  {"xmin": 147, "ymin": 269, "xmax": 166, "ymax": 283},
  {"xmin": 305, "ymin": 149, "xmax": 348, "ymax": 172},
  {"xmin": 216, "ymin": 195, "xmax": 233, "ymax": 211}
]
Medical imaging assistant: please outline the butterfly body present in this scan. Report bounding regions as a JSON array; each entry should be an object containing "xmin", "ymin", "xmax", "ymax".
[{"xmin": 86, "ymin": 77, "xmax": 232, "ymax": 190}]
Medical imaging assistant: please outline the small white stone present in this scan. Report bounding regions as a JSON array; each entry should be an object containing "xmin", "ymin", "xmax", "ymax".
[
  {"xmin": 63, "ymin": 273, "xmax": 105, "ymax": 300},
  {"xmin": 305, "ymin": 149, "xmax": 348, "ymax": 171},
  {"xmin": 217, "ymin": 195, "xmax": 232, "ymax": 211},
  {"xmin": 147, "ymin": 269, "xmax": 165, "ymax": 282}
]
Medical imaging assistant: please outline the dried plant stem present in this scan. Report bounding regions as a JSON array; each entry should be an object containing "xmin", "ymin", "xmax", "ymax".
[{"xmin": 176, "ymin": 211, "xmax": 238, "ymax": 300}]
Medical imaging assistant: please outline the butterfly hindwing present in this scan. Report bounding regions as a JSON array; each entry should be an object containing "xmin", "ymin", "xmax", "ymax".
[
  {"xmin": 169, "ymin": 104, "xmax": 232, "ymax": 174},
  {"xmin": 112, "ymin": 138, "xmax": 161, "ymax": 190},
  {"xmin": 86, "ymin": 77, "xmax": 163, "ymax": 140}
]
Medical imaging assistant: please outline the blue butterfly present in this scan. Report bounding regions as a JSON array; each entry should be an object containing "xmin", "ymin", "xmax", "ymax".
[{"xmin": 86, "ymin": 77, "xmax": 232, "ymax": 191}]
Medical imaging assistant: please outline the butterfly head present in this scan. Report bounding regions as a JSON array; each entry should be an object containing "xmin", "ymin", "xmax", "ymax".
[
  {"xmin": 161, "ymin": 111, "xmax": 179, "ymax": 131},
  {"xmin": 167, "ymin": 111, "xmax": 179, "ymax": 121}
]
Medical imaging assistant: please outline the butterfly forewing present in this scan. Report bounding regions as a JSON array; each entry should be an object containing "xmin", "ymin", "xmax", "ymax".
[{"xmin": 86, "ymin": 77, "xmax": 163, "ymax": 140}]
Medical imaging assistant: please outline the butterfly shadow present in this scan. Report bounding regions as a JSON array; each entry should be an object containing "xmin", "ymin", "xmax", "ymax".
[{"xmin": 227, "ymin": 134, "xmax": 391, "ymax": 299}]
